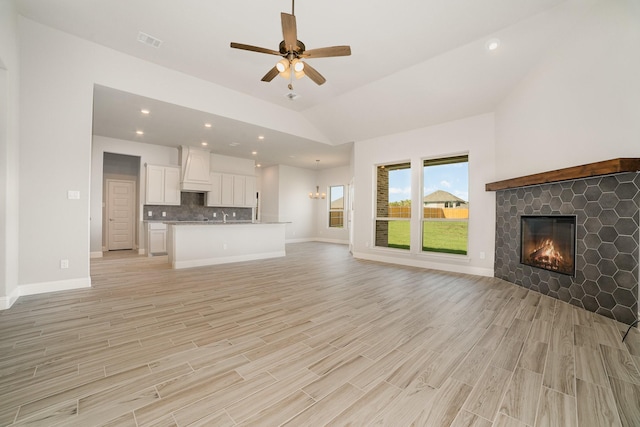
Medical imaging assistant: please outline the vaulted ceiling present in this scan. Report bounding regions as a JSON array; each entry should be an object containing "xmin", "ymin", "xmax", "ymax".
[{"xmin": 16, "ymin": 0, "xmax": 592, "ymax": 168}]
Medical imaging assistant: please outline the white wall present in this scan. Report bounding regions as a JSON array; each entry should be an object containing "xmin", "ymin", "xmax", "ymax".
[
  {"xmin": 277, "ymin": 165, "xmax": 317, "ymax": 242},
  {"xmin": 17, "ymin": 16, "xmax": 330, "ymax": 293},
  {"xmin": 210, "ymin": 153, "xmax": 255, "ymax": 175},
  {"xmin": 352, "ymin": 113, "xmax": 496, "ymax": 276},
  {"xmin": 259, "ymin": 166, "xmax": 279, "ymax": 223},
  {"xmin": 90, "ymin": 135, "xmax": 179, "ymax": 255},
  {"xmin": 0, "ymin": 0, "xmax": 20, "ymax": 308},
  {"xmin": 494, "ymin": 0, "xmax": 640, "ymax": 180},
  {"xmin": 316, "ymin": 166, "xmax": 351, "ymax": 244}
]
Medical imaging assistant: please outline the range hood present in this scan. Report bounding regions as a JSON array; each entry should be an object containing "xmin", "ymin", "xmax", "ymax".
[{"xmin": 179, "ymin": 145, "xmax": 211, "ymax": 192}]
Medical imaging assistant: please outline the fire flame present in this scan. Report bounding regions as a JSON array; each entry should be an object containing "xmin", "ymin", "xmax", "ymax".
[{"xmin": 529, "ymin": 239, "xmax": 564, "ymax": 270}]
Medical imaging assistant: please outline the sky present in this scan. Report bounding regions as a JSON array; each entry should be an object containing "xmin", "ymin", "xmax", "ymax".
[{"xmin": 388, "ymin": 163, "xmax": 469, "ymax": 203}]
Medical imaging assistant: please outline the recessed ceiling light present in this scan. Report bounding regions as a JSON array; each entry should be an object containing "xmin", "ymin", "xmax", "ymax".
[
  {"xmin": 140, "ymin": 109, "xmax": 150, "ymax": 115},
  {"xmin": 229, "ymin": 142, "xmax": 240, "ymax": 146},
  {"xmin": 136, "ymin": 130, "xmax": 144, "ymax": 135},
  {"xmin": 256, "ymin": 163, "xmax": 262, "ymax": 167},
  {"xmin": 258, "ymin": 135, "xmax": 265, "ymax": 140},
  {"xmin": 289, "ymin": 155, "xmax": 296, "ymax": 158},
  {"xmin": 204, "ymin": 123, "xmax": 212, "ymax": 128},
  {"xmin": 485, "ymin": 38, "xmax": 500, "ymax": 51},
  {"xmin": 201, "ymin": 142, "xmax": 208, "ymax": 146},
  {"xmin": 251, "ymin": 151, "xmax": 257, "ymax": 155}
]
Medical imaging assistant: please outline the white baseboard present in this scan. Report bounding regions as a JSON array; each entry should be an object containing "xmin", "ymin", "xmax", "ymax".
[
  {"xmin": 19, "ymin": 277, "xmax": 92, "ymax": 297},
  {"xmin": 352, "ymin": 251, "xmax": 494, "ymax": 277},
  {"xmin": 0, "ymin": 277, "xmax": 92, "ymax": 310},
  {"xmin": 0, "ymin": 287, "xmax": 20, "ymax": 310},
  {"xmin": 314, "ymin": 238, "xmax": 349, "ymax": 245},
  {"xmin": 285, "ymin": 238, "xmax": 315, "ymax": 243},
  {"xmin": 90, "ymin": 251, "xmax": 103, "ymax": 258}
]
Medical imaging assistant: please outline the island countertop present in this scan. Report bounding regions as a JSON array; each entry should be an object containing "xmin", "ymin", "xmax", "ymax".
[{"xmin": 163, "ymin": 220, "xmax": 289, "ymax": 225}]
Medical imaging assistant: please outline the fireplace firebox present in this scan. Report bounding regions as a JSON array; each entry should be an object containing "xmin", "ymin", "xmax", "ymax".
[{"xmin": 520, "ymin": 215, "xmax": 576, "ymax": 276}]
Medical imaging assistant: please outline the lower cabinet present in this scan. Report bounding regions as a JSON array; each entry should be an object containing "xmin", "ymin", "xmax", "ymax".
[{"xmin": 147, "ymin": 222, "xmax": 167, "ymax": 256}]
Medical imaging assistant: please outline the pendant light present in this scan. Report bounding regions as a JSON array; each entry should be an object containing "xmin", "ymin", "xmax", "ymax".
[{"xmin": 309, "ymin": 160, "xmax": 326, "ymax": 199}]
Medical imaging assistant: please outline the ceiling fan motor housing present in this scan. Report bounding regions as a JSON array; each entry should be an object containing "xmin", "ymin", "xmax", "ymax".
[{"xmin": 279, "ymin": 40, "xmax": 305, "ymax": 55}]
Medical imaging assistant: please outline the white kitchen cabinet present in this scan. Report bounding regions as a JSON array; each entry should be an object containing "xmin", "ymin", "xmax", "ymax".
[
  {"xmin": 205, "ymin": 172, "xmax": 257, "ymax": 207},
  {"xmin": 233, "ymin": 175, "xmax": 245, "ymax": 206},
  {"xmin": 145, "ymin": 165, "xmax": 180, "ymax": 205},
  {"xmin": 163, "ymin": 167, "xmax": 181, "ymax": 205},
  {"xmin": 147, "ymin": 222, "xmax": 167, "ymax": 256},
  {"xmin": 206, "ymin": 172, "xmax": 222, "ymax": 206},
  {"xmin": 244, "ymin": 176, "xmax": 256, "ymax": 207},
  {"xmin": 221, "ymin": 174, "xmax": 234, "ymax": 206}
]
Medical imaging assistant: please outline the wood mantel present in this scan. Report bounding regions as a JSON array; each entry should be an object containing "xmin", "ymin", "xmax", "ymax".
[{"xmin": 485, "ymin": 158, "xmax": 640, "ymax": 191}]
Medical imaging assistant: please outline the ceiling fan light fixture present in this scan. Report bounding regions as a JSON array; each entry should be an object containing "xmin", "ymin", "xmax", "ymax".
[
  {"xmin": 279, "ymin": 68, "xmax": 291, "ymax": 79},
  {"xmin": 276, "ymin": 59, "xmax": 289, "ymax": 73},
  {"xmin": 292, "ymin": 59, "xmax": 304, "ymax": 72},
  {"xmin": 294, "ymin": 69, "xmax": 305, "ymax": 79}
]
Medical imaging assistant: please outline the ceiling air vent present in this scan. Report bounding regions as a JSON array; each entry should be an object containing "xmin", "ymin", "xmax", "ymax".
[{"xmin": 137, "ymin": 31, "xmax": 163, "ymax": 48}]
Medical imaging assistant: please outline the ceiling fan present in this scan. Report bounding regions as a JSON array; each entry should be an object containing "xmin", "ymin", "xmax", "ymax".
[{"xmin": 230, "ymin": 0, "xmax": 351, "ymax": 86}]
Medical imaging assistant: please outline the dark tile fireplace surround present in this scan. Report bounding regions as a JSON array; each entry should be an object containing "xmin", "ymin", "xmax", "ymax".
[{"xmin": 488, "ymin": 159, "xmax": 640, "ymax": 325}]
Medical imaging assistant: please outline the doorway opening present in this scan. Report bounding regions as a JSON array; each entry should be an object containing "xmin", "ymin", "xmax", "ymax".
[{"xmin": 103, "ymin": 153, "xmax": 140, "ymax": 252}]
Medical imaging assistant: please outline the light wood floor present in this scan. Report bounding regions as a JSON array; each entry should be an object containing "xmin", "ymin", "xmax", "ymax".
[{"xmin": 1, "ymin": 242, "xmax": 639, "ymax": 426}]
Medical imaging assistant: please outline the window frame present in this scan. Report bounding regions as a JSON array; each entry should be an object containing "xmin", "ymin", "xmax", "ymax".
[
  {"xmin": 421, "ymin": 153, "xmax": 469, "ymax": 256},
  {"xmin": 374, "ymin": 161, "xmax": 412, "ymax": 251},
  {"xmin": 328, "ymin": 184, "xmax": 345, "ymax": 228}
]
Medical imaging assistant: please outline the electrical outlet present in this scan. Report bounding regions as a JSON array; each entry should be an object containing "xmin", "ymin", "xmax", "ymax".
[
  {"xmin": 223, "ymin": 243, "xmax": 227, "ymax": 250},
  {"xmin": 60, "ymin": 259, "xmax": 69, "ymax": 269},
  {"xmin": 147, "ymin": 211, "xmax": 152, "ymax": 217},
  {"xmin": 162, "ymin": 212, "xmax": 166, "ymax": 217},
  {"xmin": 232, "ymin": 212, "xmax": 236, "ymax": 217},
  {"xmin": 480, "ymin": 251, "xmax": 486, "ymax": 259},
  {"xmin": 213, "ymin": 212, "xmax": 217, "ymax": 218}
]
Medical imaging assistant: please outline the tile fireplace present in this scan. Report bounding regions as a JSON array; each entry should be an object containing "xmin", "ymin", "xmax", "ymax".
[{"xmin": 487, "ymin": 159, "xmax": 639, "ymax": 325}]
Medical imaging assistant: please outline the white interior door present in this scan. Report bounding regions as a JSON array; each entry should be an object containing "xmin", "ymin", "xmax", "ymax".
[{"xmin": 107, "ymin": 179, "xmax": 135, "ymax": 250}]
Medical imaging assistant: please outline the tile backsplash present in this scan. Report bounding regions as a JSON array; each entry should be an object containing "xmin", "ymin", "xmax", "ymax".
[{"xmin": 144, "ymin": 192, "xmax": 253, "ymax": 221}]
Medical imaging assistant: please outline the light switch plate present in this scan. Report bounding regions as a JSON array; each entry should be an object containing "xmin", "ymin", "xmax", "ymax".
[{"xmin": 67, "ymin": 190, "xmax": 80, "ymax": 200}]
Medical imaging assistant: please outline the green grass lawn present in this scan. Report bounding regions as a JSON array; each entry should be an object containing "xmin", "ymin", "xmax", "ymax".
[{"xmin": 386, "ymin": 220, "xmax": 468, "ymax": 255}]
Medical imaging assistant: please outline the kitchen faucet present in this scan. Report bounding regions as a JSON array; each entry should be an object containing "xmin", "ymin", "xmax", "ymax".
[{"xmin": 221, "ymin": 211, "xmax": 228, "ymax": 223}]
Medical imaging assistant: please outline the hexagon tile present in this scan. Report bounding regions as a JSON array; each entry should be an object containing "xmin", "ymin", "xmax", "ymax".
[{"xmin": 494, "ymin": 172, "xmax": 639, "ymax": 325}]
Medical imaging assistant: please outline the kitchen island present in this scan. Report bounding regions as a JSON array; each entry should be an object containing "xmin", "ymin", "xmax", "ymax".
[{"xmin": 165, "ymin": 221, "xmax": 287, "ymax": 269}]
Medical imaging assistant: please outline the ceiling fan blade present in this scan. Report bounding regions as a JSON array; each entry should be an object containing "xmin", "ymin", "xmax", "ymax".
[
  {"xmin": 302, "ymin": 63, "xmax": 326, "ymax": 85},
  {"xmin": 281, "ymin": 13, "xmax": 298, "ymax": 52},
  {"xmin": 230, "ymin": 42, "xmax": 280, "ymax": 56},
  {"xmin": 261, "ymin": 66, "xmax": 279, "ymax": 82},
  {"xmin": 301, "ymin": 46, "xmax": 351, "ymax": 58}
]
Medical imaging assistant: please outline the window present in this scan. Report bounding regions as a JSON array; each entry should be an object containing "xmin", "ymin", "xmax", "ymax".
[
  {"xmin": 375, "ymin": 162, "xmax": 411, "ymax": 250},
  {"xmin": 329, "ymin": 185, "xmax": 344, "ymax": 228},
  {"xmin": 422, "ymin": 155, "xmax": 469, "ymax": 255}
]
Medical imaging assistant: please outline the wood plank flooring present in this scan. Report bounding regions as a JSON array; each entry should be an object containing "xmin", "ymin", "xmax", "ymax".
[{"xmin": 1, "ymin": 242, "xmax": 639, "ymax": 426}]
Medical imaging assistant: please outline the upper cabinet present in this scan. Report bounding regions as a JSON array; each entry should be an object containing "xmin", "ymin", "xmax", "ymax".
[
  {"xmin": 145, "ymin": 164, "xmax": 180, "ymax": 205},
  {"xmin": 206, "ymin": 173, "xmax": 256, "ymax": 208},
  {"xmin": 179, "ymin": 146, "xmax": 211, "ymax": 192}
]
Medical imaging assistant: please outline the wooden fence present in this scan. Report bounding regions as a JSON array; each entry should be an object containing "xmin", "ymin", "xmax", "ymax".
[{"xmin": 387, "ymin": 206, "xmax": 469, "ymax": 219}]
